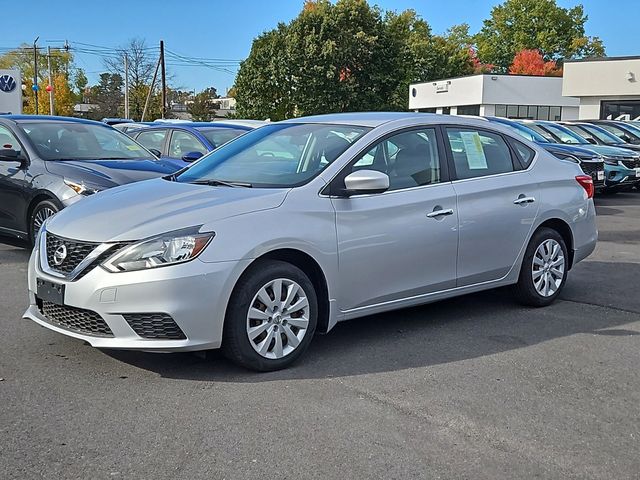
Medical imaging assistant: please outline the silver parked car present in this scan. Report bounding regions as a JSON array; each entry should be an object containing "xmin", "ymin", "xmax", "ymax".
[{"xmin": 24, "ymin": 113, "xmax": 597, "ymax": 371}]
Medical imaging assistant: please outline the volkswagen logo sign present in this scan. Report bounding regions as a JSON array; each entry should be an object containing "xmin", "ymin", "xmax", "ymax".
[
  {"xmin": 0, "ymin": 75, "xmax": 16, "ymax": 93},
  {"xmin": 52, "ymin": 244, "xmax": 68, "ymax": 266}
]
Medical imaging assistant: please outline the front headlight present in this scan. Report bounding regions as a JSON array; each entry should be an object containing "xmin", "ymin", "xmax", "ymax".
[
  {"xmin": 64, "ymin": 178, "xmax": 100, "ymax": 196},
  {"xmin": 102, "ymin": 227, "xmax": 215, "ymax": 273}
]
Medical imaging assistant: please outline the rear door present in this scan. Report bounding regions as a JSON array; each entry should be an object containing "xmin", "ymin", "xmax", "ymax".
[
  {"xmin": 443, "ymin": 126, "xmax": 539, "ymax": 286},
  {"xmin": 331, "ymin": 127, "xmax": 459, "ymax": 311}
]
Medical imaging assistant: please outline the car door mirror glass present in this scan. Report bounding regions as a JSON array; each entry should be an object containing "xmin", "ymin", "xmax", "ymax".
[
  {"xmin": 182, "ymin": 151, "xmax": 204, "ymax": 162},
  {"xmin": 342, "ymin": 170, "xmax": 389, "ymax": 196},
  {"xmin": 0, "ymin": 148, "xmax": 20, "ymax": 161}
]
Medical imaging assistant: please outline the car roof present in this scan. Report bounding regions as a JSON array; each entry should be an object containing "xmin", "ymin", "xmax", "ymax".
[
  {"xmin": 143, "ymin": 122, "xmax": 253, "ymax": 131},
  {"xmin": 278, "ymin": 112, "xmax": 437, "ymax": 127},
  {"xmin": 0, "ymin": 115, "xmax": 107, "ymax": 126}
]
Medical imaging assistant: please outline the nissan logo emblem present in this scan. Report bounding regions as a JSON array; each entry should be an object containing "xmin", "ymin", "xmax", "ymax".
[
  {"xmin": 0, "ymin": 74, "xmax": 16, "ymax": 93},
  {"xmin": 52, "ymin": 244, "xmax": 68, "ymax": 266}
]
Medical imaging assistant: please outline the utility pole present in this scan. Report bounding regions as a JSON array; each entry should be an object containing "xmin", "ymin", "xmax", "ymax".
[
  {"xmin": 160, "ymin": 40, "xmax": 166, "ymax": 119},
  {"xmin": 141, "ymin": 56, "xmax": 161, "ymax": 122},
  {"xmin": 33, "ymin": 37, "xmax": 39, "ymax": 115},
  {"xmin": 124, "ymin": 54, "xmax": 129, "ymax": 119},
  {"xmin": 47, "ymin": 46, "xmax": 54, "ymax": 115}
]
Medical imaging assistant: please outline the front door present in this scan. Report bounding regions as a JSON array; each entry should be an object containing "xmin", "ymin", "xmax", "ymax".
[
  {"xmin": 331, "ymin": 127, "xmax": 458, "ymax": 312},
  {"xmin": 0, "ymin": 125, "xmax": 28, "ymax": 235}
]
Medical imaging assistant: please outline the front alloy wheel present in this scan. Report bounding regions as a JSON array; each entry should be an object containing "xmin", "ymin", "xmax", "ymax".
[
  {"xmin": 30, "ymin": 200, "xmax": 59, "ymax": 246},
  {"xmin": 223, "ymin": 260, "xmax": 318, "ymax": 371},
  {"xmin": 246, "ymin": 278, "xmax": 310, "ymax": 359}
]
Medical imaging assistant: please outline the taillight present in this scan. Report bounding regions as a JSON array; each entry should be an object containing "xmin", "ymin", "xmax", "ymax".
[{"xmin": 576, "ymin": 175, "xmax": 594, "ymax": 199}]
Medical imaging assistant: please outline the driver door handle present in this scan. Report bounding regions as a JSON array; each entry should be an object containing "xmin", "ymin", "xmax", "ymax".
[
  {"xmin": 514, "ymin": 196, "xmax": 536, "ymax": 205},
  {"xmin": 426, "ymin": 208, "xmax": 454, "ymax": 218}
]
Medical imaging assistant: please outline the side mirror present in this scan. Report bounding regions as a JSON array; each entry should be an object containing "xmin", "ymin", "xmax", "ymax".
[
  {"xmin": 340, "ymin": 170, "xmax": 389, "ymax": 196},
  {"xmin": 148, "ymin": 148, "xmax": 162, "ymax": 158},
  {"xmin": 182, "ymin": 151, "xmax": 204, "ymax": 162},
  {"xmin": 586, "ymin": 138, "xmax": 597, "ymax": 145},
  {"xmin": 0, "ymin": 148, "xmax": 20, "ymax": 162}
]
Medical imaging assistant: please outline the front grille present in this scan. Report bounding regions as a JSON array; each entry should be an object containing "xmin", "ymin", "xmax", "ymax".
[
  {"xmin": 123, "ymin": 313, "xmax": 186, "ymax": 340},
  {"xmin": 580, "ymin": 161, "xmax": 603, "ymax": 181},
  {"xmin": 46, "ymin": 233, "xmax": 98, "ymax": 275},
  {"xmin": 621, "ymin": 157, "xmax": 640, "ymax": 169},
  {"xmin": 37, "ymin": 299, "xmax": 113, "ymax": 337}
]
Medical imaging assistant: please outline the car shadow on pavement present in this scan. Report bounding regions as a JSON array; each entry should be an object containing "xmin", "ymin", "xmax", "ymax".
[{"xmin": 104, "ymin": 260, "xmax": 640, "ymax": 382}]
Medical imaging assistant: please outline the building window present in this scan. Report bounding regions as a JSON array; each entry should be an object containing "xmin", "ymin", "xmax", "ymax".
[
  {"xmin": 442, "ymin": 107, "xmax": 451, "ymax": 114},
  {"xmin": 418, "ymin": 108, "xmax": 437, "ymax": 113},
  {"xmin": 600, "ymin": 100, "xmax": 640, "ymax": 120},
  {"xmin": 494, "ymin": 104, "xmax": 563, "ymax": 121},
  {"xmin": 456, "ymin": 105, "xmax": 480, "ymax": 116}
]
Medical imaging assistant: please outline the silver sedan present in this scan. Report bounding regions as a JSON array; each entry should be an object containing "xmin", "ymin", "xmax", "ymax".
[{"xmin": 24, "ymin": 113, "xmax": 597, "ymax": 371}]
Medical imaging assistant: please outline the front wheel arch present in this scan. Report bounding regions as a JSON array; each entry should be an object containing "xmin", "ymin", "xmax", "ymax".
[{"xmin": 27, "ymin": 194, "xmax": 63, "ymax": 243}]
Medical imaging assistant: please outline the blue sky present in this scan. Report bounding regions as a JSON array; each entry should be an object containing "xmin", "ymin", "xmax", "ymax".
[{"xmin": 2, "ymin": 0, "xmax": 636, "ymax": 93}]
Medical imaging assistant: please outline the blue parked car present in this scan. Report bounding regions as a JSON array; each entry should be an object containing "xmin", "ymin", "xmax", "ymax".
[
  {"xmin": 128, "ymin": 121, "xmax": 262, "ymax": 169},
  {"xmin": 525, "ymin": 120, "xmax": 640, "ymax": 191},
  {"xmin": 481, "ymin": 117, "xmax": 606, "ymax": 191}
]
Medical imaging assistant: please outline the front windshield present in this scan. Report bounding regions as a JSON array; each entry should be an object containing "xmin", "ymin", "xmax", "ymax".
[
  {"xmin": 21, "ymin": 122, "xmax": 153, "ymax": 161},
  {"xmin": 196, "ymin": 127, "xmax": 248, "ymax": 148},
  {"xmin": 574, "ymin": 124, "xmax": 624, "ymax": 145},
  {"xmin": 520, "ymin": 123, "xmax": 556, "ymax": 142},
  {"xmin": 496, "ymin": 121, "xmax": 547, "ymax": 143},
  {"xmin": 597, "ymin": 123, "xmax": 640, "ymax": 143},
  {"xmin": 543, "ymin": 123, "xmax": 589, "ymax": 145},
  {"xmin": 176, "ymin": 123, "xmax": 371, "ymax": 187}
]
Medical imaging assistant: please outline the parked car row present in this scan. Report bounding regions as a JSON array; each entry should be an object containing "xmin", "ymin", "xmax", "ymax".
[
  {"xmin": 0, "ymin": 116, "xmax": 261, "ymax": 244},
  {"xmin": 14, "ymin": 112, "xmax": 599, "ymax": 371},
  {"xmin": 473, "ymin": 116, "xmax": 640, "ymax": 193}
]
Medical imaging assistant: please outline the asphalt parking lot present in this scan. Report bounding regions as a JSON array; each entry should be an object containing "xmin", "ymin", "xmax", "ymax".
[{"xmin": 1, "ymin": 193, "xmax": 639, "ymax": 480}]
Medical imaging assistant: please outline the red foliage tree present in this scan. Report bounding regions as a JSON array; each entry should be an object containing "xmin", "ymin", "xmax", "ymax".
[
  {"xmin": 469, "ymin": 47, "xmax": 494, "ymax": 74},
  {"xmin": 509, "ymin": 49, "xmax": 562, "ymax": 76}
]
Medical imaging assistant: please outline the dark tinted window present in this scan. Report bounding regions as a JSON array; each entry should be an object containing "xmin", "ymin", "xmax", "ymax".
[
  {"xmin": 446, "ymin": 128, "xmax": 514, "ymax": 180},
  {"xmin": 509, "ymin": 139, "xmax": 536, "ymax": 168}
]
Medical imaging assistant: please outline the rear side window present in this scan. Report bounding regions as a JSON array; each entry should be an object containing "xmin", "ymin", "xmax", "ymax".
[
  {"xmin": 136, "ymin": 130, "xmax": 167, "ymax": 152},
  {"xmin": 445, "ymin": 128, "xmax": 514, "ymax": 180},
  {"xmin": 509, "ymin": 139, "xmax": 535, "ymax": 168}
]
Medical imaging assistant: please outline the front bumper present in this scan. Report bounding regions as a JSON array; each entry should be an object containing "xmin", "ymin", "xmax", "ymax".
[
  {"xmin": 24, "ymin": 245, "xmax": 250, "ymax": 352},
  {"xmin": 604, "ymin": 164, "xmax": 639, "ymax": 188}
]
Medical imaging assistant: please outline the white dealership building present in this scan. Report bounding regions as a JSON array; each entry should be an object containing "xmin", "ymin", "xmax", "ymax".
[{"xmin": 409, "ymin": 56, "xmax": 640, "ymax": 121}]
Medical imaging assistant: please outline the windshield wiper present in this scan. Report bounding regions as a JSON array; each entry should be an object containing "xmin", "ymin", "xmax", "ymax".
[{"xmin": 190, "ymin": 179, "xmax": 252, "ymax": 188}]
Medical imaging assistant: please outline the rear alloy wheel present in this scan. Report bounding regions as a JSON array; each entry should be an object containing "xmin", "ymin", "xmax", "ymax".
[
  {"xmin": 223, "ymin": 260, "xmax": 317, "ymax": 371},
  {"xmin": 29, "ymin": 200, "xmax": 59, "ymax": 246},
  {"xmin": 514, "ymin": 228, "xmax": 568, "ymax": 307}
]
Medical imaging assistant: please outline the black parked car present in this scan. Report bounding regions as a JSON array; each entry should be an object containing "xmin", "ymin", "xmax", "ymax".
[{"xmin": 0, "ymin": 115, "xmax": 180, "ymax": 244}]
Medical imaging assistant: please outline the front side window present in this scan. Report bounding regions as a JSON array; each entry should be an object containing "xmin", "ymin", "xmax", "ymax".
[
  {"xmin": 0, "ymin": 126, "xmax": 21, "ymax": 153},
  {"xmin": 575, "ymin": 124, "xmax": 623, "ymax": 145},
  {"xmin": 176, "ymin": 123, "xmax": 370, "ymax": 187},
  {"xmin": 20, "ymin": 122, "xmax": 152, "ymax": 160},
  {"xmin": 347, "ymin": 128, "xmax": 442, "ymax": 191},
  {"xmin": 543, "ymin": 123, "xmax": 588, "ymax": 145},
  {"xmin": 597, "ymin": 124, "xmax": 640, "ymax": 144},
  {"xmin": 446, "ymin": 128, "xmax": 514, "ymax": 180},
  {"xmin": 168, "ymin": 131, "xmax": 207, "ymax": 158}
]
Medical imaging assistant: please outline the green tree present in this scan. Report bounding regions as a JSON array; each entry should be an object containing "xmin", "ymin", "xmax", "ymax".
[
  {"xmin": 188, "ymin": 87, "xmax": 219, "ymax": 121},
  {"xmin": 475, "ymin": 0, "xmax": 605, "ymax": 72},
  {"xmin": 85, "ymin": 73, "xmax": 124, "ymax": 120},
  {"xmin": 235, "ymin": 0, "xmax": 475, "ymax": 118}
]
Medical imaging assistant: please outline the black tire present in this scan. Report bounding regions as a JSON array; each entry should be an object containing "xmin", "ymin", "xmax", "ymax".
[
  {"xmin": 222, "ymin": 260, "xmax": 318, "ymax": 372},
  {"xmin": 514, "ymin": 227, "xmax": 568, "ymax": 307},
  {"xmin": 29, "ymin": 199, "xmax": 60, "ymax": 246}
]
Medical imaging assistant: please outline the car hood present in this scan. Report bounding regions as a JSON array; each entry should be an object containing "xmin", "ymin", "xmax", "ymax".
[
  {"xmin": 46, "ymin": 178, "xmax": 289, "ymax": 242},
  {"xmin": 578, "ymin": 145, "xmax": 640, "ymax": 158},
  {"xmin": 542, "ymin": 143, "xmax": 601, "ymax": 158},
  {"xmin": 45, "ymin": 158, "xmax": 180, "ymax": 189}
]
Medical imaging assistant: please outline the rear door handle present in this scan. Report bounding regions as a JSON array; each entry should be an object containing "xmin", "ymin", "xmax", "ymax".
[
  {"xmin": 514, "ymin": 196, "xmax": 536, "ymax": 205},
  {"xmin": 426, "ymin": 208, "xmax": 454, "ymax": 218}
]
